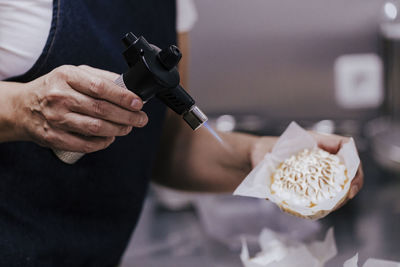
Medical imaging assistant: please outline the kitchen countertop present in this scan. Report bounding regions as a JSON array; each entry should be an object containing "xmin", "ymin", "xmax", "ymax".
[
  {"xmin": 121, "ymin": 153, "xmax": 400, "ymax": 267},
  {"xmin": 120, "ymin": 119, "xmax": 400, "ymax": 266}
]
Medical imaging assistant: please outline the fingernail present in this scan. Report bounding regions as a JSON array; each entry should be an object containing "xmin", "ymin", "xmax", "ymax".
[
  {"xmin": 131, "ymin": 99, "xmax": 142, "ymax": 109},
  {"xmin": 138, "ymin": 116, "xmax": 146, "ymax": 127},
  {"xmin": 350, "ymin": 185, "xmax": 359, "ymax": 199},
  {"xmin": 125, "ymin": 126, "xmax": 133, "ymax": 133}
]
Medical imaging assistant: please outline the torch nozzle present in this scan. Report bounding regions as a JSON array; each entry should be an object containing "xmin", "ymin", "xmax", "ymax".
[
  {"xmin": 122, "ymin": 32, "xmax": 138, "ymax": 47},
  {"xmin": 183, "ymin": 105, "xmax": 208, "ymax": 130}
]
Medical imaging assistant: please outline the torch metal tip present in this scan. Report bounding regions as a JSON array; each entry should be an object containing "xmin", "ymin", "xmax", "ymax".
[{"xmin": 182, "ymin": 105, "xmax": 208, "ymax": 130}]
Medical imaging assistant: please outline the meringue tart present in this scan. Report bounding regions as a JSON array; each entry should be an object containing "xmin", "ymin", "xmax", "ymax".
[{"xmin": 271, "ymin": 148, "xmax": 349, "ymax": 219}]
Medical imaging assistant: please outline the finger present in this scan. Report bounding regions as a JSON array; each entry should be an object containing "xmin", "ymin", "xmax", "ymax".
[
  {"xmin": 349, "ymin": 166, "xmax": 364, "ymax": 199},
  {"xmin": 310, "ymin": 132, "xmax": 349, "ymax": 154},
  {"xmin": 250, "ymin": 137, "xmax": 278, "ymax": 167},
  {"xmin": 52, "ymin": 112, "xmax": 133, "ymax": 137},
  {"xmin": 45, "ymin": 128, "xmax": 115, "ymax": 153},
  {"xmin": 67, "ymin": 89, "xmax": 148, "ymax": 126},
  {"xmin": 61, "ymin": 65, "xmax": 143, "ymax": 111},
  {"xmin": 78, "ymin": 65, "xmax": 119, "ymax": 82},
  {"xmin": 317, "ymin": 139, "xmax": 345, "ymax": 154}
]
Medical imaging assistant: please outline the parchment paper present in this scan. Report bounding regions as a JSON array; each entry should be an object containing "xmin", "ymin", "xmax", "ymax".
[
  {"xmin": 240, "ymin": 228, "xmax": 400, "ymax": 267},
  {"xmin": 234, "ymin": 122, "xmax": 360, "ymax": 219},
  {"xmin": 240, "ymin": 227, "xmax": 336, "ymax": 267}
]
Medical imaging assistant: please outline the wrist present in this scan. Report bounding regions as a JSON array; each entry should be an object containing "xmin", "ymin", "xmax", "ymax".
[
  {"xmin": 0, "ymin": 81, "xmax": 31, "ymax": 142},
  {"xmin": 222, "ymin": 131, "xmax": 259, "ymax": 173}
]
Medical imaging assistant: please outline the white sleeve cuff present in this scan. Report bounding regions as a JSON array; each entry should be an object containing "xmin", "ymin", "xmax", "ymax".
[{"xmin": 177, "ymin": 0, "xmax": 198, "ymax": 33}]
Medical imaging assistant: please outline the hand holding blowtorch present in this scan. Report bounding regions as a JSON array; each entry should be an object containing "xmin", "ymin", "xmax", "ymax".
[{"xmin": 54, "ymin": 32, "xmax": 208, "ymax": 164}]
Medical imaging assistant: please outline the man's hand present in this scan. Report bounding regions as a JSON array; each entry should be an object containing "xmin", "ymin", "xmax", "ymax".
[
  {"xmin": 10, "ymin": 65, "xmax": 148, "ymax": 153},
  {"xmin": 250, "ymin": 132, "xmax": 364, "ymax": 200}
]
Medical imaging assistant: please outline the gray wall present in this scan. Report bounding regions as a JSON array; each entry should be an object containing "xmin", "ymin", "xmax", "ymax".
[{"xmin": 189, "ymin": 0, "xmax": 386, "ymax": 119}]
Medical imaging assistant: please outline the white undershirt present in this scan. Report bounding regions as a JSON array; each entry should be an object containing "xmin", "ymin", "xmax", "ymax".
[
  {"xmin": 0, "ymin": 0, "xmax": 52, "ymax": 80},
  {"xmin": 0, "ymin": 0, "xmax": 197, "ymax": 80}
]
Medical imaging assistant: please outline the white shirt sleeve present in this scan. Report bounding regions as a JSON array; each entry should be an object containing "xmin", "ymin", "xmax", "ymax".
[
  {"xmin": 176, "ymin": 0, "xmax": 198, "ymax": 33},
  {"xmin": 0, "ymin": 0, "xmax": 53, "ymax": 80}
]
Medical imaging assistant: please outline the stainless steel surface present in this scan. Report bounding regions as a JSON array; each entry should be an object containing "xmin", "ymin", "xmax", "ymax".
[
  {"xmin": 121, "ymin": 154, "xmax": 400, "ymax": 267},
  {"xmin": 369, "ymin": 118, "xmax": 400, "ymax": 172},
  {"xmin": 373, "ymin": 128, "xmax": 400, "ymax": 172},
  {"xmin": 183, "ymin": 105, "xmax": 208, "ymax": 130},
  {"xmin": 190, "ymin": 0, "xmax": 386, "ymax": 119}
]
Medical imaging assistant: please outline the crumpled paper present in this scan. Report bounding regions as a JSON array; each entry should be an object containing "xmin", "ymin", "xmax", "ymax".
[
  {"xmin": 344, "ymin": 253, "xmax": 400, "ymax": 267},
  {"xmin": 234, "ymin": 121, "xmax": 360, "ymax": 219},
  {"xmin": 241, "ymin": 228, "xmax": 400, "ymax": 267},
  {"xmin": 240, "ymin": 227, "xmax": 336, "ymax": 267}
]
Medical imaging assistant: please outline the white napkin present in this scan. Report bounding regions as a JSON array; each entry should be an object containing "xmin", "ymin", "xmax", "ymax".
[
  {"xmin": 240, "ymin": 227, "xmax": 336, "ymax": 267},
  {"xmin": 240, "ymin": 228, "xmax": 400, "ymax": 267}
]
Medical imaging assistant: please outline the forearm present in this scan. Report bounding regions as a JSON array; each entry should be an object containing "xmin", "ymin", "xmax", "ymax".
[
  {"xmin": 0, "ymin": 81, "xmax": 26, "ymax": 143},
  {"xmin": 153, "ymin": 112, "xmax": 274, "ymax": 192}
]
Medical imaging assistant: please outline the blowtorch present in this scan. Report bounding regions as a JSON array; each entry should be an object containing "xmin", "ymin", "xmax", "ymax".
[{"xmin": 54, "ymin": 32, "xmax": 208, "ymax": 164}]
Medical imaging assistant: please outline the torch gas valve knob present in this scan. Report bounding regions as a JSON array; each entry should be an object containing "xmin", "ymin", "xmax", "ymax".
[{"xmin": 158, "ymin": 45, "xmax": 182, "ymax": 70}]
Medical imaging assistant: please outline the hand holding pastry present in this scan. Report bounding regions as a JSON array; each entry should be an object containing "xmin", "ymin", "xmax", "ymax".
[{"xmin": 237, "ymin": 122, "xmax": 363, "ymax": 219}]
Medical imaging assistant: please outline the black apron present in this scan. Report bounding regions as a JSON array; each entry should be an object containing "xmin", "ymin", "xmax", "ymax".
[{"xmin": 1, "ymin": 0, "xmax": 176, "ymax": 266}]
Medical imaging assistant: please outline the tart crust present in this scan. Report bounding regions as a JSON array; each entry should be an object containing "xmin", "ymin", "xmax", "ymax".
[{"xmin": 276, "ymin": 188, "xmax": 350, "ymax": 220}]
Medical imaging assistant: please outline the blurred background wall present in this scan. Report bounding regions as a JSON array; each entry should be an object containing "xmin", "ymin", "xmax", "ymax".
[{"xmin": 188, "ymin": 0, "xmax": 387, "ymax": 120}]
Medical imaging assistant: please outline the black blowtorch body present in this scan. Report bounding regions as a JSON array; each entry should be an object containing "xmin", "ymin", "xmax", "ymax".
[{"xmin": 116, "ymin": 32, "xmax": 207, "ymax": 130}]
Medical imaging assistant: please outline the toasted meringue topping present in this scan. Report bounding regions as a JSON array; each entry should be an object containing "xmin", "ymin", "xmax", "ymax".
[{"xmin": 271, "ymin": 148, "xmax": 348, "ymax": 207}]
